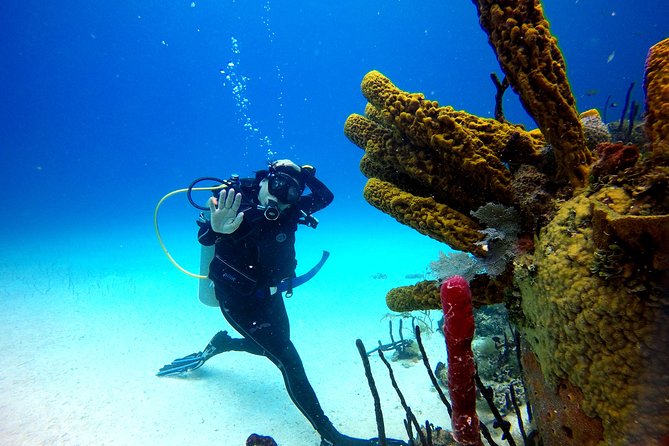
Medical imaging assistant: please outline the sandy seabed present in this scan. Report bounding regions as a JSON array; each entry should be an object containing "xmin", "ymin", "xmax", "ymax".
[{"xmin": 0, "ymin": 218, "xmax": 525, "ymax": 446}]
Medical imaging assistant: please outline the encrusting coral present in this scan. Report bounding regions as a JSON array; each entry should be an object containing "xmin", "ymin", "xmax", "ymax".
[
  {"xmin": 514, "ymin": 188, "xmax": 668, "ymax": 445},
  {"xmin": 344, "ymin": 1, "xmax": 668, "ymax": 445}
]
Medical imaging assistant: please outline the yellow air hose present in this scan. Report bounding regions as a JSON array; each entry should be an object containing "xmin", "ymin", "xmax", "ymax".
[{"xmin": 153, "ymin": 184, "xmax": 225, "ymax": 279}]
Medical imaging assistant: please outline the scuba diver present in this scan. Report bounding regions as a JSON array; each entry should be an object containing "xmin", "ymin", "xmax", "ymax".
[{"xmin": 157, "ymin": 160, "xmax": 407, "ymax": 446}]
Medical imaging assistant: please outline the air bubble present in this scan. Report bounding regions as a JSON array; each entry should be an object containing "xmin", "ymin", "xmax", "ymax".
[{"xmin": 218, "ymin": 2, "xmax": 286, "ymax": 159}]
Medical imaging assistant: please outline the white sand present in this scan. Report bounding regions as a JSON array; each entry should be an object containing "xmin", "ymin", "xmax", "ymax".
[{"xmin": 0, "ymin": 218, "xmax": 525, "ymax": 445}]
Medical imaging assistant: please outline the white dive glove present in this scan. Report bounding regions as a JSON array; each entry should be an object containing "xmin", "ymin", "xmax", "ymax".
[{"xmin": 208, "ymin": 188, "xmax": 244, "ymax": 234}]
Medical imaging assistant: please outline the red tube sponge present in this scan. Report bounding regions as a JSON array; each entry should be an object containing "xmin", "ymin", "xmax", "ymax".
[{"xmin": 441, "ymin": 275, "xmax": 481, "ymax": 446}]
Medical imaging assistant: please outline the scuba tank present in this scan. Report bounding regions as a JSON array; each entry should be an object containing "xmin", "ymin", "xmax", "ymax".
[
  {"xmin": 198, "ymin": 245, "xmax": 218, "ymax": 307},
  {"xmin": 188, "ymin": 175, "xmax": 241, "ymax": 307}
]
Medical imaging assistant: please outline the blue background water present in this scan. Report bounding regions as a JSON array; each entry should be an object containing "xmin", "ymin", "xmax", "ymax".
[{"xmin": 1, "ymin": 0, "xmax": 667, "ymax": 253}]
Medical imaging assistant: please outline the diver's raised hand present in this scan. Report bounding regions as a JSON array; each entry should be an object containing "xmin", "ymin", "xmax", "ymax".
[{"xmin": 209, "ymin": 188, "xmax": 244, "ymax": 234}]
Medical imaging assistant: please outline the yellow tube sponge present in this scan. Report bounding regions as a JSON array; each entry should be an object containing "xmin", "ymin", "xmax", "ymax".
[
  {"xmin": 644, "ymin": 37, "xmax": 669, "ymax": 159},
  {"xmin": 386, "ymin": 273, "xmax": 512, "ymax": 312},
  {"xmin": 363, "ymin": 178, "xmax": 486, "ymax": 256},
  {"xmin": 386, "ymin": 281, "xmax": 440, "ymax": 313},
  {"xmin": 345, "ymin": 71, "xmax": 545, "ymax": 231},
  {"xmin": 473, "ymin": 0, "xmax": 591, "ymax": 187}
]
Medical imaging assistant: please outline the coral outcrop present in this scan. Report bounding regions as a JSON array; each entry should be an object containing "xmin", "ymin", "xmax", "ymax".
[
  {"xmin": 514, "ymin": 187, "xmax": 668, "ymax": 445},
  {"xmin": 246, "ymin": 434, "xmax": 278, "ymax": 446},
  {"xmin": 590, "ymin": 142, "xmax": 639, "ymax": 180},
  {"xmin": 344, "ymin": 1, "xmax": 669, "ymax": 444},
  {"xmin": 362, "ymin": 176, "xmax": 486, "ymax": 255}
]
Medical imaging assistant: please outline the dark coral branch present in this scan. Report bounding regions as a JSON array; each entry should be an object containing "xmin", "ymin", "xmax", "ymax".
[
  {"xmin": 474, "ymin": 374, "xmax": 516, "ymax": 446},
  {"xmin": 490, "ymin": 72, "xmax": 510, "ymax": 123},
  {"xmin": 425, "ymin": 420, "xmax": 434, "ymax": 446},
  {"xmin": 356, "ymin": 339, "xmax": 388, "ymax": 445},
  {"xmin": 480, "ymin": 424, "xmax": 500, "ymax": 446},
  {"xmin": 512, "ymin": 329, "xmax": 532, "ymax": 424},
  {"xmin": 626, "ymin": 100, "xmax": 639, "ymax": 141},
  {"xmin": 388, "ymin": 320, "xmax": 398, "ymax": 354},
  {"xmin": 403, "ymin": 419, "xmax": 413, "ymax": 445},
  {"xmin": 415, "ymin": 325, "xmax": 453, "ymax": 418},
  {"xmin": 366, "ymin": 339, "xmax": 413, "ymax": 356},
  {"xmin": 617, "ymin": 82, "xmax": 635, "ymax": 131},
  {"xmin": 378, "ymin": 349, "xmax": 426, "ymax": 445},
  {"xmin": 508, "ymin": 384, "xmax": 528, "ymax": 445}
]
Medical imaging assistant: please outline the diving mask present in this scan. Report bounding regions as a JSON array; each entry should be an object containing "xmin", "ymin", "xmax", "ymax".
[{"xmin": 267, "ymin": 169, "xmax": 303, "ymax": 205}]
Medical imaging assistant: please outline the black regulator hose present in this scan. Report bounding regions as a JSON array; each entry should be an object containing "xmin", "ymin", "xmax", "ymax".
[{"xmin": 187, "ymin": 177, "xmax": 226, "ymax": 211}]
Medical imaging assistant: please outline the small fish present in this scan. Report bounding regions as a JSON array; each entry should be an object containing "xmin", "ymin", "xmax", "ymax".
[
  {"xmin": 610, "ymin": 102, "xmax": 618, "ymax": 108},
  {"xmin": 607, "ymin": 51, "xmax": 616, "ymax": 63},
  {"xmin": 585, "ymin": 89, "xmax": 599, "ymax": 96}
]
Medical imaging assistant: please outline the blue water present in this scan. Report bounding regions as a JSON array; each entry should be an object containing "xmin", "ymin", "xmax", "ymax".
[
  {"xmin": 0, "ymin": 1, "xmax": 667, "ymax": 444},
  {"xmin": 2, "ymin": 0, "xmax": 667, "ymax": 236}
]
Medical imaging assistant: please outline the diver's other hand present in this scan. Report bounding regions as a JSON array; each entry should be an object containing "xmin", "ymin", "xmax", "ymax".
[
  {"xmin": 301, "ymin": 164, "xmax": 316, "ymax": 179},
  {"xmin": 209, "ymin": 188, "xmax": 244, "ymax": 234}
]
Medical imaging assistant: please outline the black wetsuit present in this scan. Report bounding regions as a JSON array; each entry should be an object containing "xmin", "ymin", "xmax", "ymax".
[{"xmin": 197, "ymin": 174, "xmax": 368, "ymax": 445}]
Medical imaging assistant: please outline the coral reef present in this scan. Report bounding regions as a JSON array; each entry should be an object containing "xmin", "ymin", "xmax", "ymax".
[
  {"xmin": 431, "ymin": 251, "xmax": 482, "ymax": 283},
  {"xmin": 428, "ymin": 203, "xmax": 520, "ymax": 281},
  {"xmin": 470, "ymin": 203, "xmax": 521, "ymax": 277},
  {"xmin": 362, "ymin": 176, "xmax": 487, "ymax": 255},
  {"xmin": 441, "ymin": 276, "xmax": 481, "ymax": 446},
  {"xmin": 344, "ymin": 3, "xmax": 669, "ymax": 444}
]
